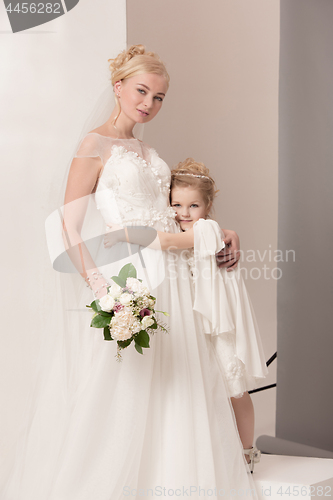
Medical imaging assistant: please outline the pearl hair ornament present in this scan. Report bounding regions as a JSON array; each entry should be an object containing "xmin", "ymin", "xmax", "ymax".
[{"xmin": 172, "ymin": 172, "xmax": 214, "ymax": 182}]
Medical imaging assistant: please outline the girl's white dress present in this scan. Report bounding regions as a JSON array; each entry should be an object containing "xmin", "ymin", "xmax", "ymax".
[
  {"xmin": 2, "ymin": 134, "xmax": 263, "ymax": 500},
  {"xmin": 187, "ymin": 218, "xmax": 268, "ymax": 398}
]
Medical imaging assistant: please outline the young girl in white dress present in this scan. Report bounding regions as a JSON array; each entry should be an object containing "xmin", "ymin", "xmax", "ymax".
[
  {"xmin": 2, "ymin": 45, "xmax": 259, "ymax": 499},
  {"xmin": 169, "ymin": 158, "xmax": 268, "ymax": 471}
]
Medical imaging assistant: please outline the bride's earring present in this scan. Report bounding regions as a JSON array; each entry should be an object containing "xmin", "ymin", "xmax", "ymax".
[{"xmin": 114, "ymin": 81, "xmax": 121, "ymax": 99}]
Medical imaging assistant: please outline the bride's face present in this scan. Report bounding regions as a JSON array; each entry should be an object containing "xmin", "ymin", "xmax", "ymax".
[{"xmin": 115, "ymin": 73, "xmax": 168, "ymax": 124}]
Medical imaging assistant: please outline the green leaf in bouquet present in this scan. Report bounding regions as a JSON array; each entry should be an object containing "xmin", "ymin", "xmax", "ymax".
[
  {"xmin": 91, "ymin": 314, "xmax": 111, "ymax": 329},
  {"xmin": 134, "ymin": 343, "xmax": 143, "ymax": 355},
  {"xmin": 103, "ymin": 326, "xmax": 113, "ymax": 341},
  {"xmin": 135, "ymin": 330, "xmax": 150, "ymax": 348},
  {"xmin": 119, "ymin": 263, "xmax": 137, "ymax": 281},
  {"xmin": 117, "ymin": 338, "xmax": 133, "ymax": 349},
  {"xmin": 98, "ymin": 310, "xmax": 113, "ymax": 318},
  {"xmin": 111, "ymin": 276, "xmax": 126, "ymax": 288},
  {"xmin": 90, "ymin": 300, "xmax": 100, "ymax": 313}
]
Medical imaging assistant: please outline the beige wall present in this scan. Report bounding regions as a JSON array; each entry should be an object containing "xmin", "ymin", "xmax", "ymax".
[{"xmin": 127, "ymin": 0, "xmax": 279, "ymax": 439}]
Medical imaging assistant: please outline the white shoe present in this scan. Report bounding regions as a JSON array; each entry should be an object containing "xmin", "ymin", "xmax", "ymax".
[{"xmin": 244, "ymin": 446, "xmax": 261, "ymax": 473}]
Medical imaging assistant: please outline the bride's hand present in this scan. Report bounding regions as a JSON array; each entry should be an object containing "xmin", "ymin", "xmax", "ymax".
[
  {"xmin": 216, "ymin": 229, "xmax": 240, "ymax": 271},
  {"xmin": 104, "ymin": 223, "xmax": 124, "ymax": 248},
  {"xmin": 93, "ymin": 284, "xmax": 109, "ymax": 299},
  {"xmin": 88, "ymin": 275, "xmax": 109, "ymax": 299}
]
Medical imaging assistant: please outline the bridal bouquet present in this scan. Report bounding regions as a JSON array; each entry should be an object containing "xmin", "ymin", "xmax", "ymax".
[{"xmin": 87, "ymin": 264, "xmax": 169, "ymax": 361}]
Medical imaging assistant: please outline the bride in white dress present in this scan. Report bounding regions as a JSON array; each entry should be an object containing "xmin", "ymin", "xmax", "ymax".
[{"xmin": 2, "ymin": 45, "xmax": 258, "ymax": 500}]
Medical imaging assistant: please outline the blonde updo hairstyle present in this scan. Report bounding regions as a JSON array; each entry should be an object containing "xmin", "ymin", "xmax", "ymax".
[
  {"xmin": 171, "ymin": 158, "xmax": 219, "ymax": 216},
  {"xmin": 108, "ymin": 44, "xmax": 170, "ymax": 126}
]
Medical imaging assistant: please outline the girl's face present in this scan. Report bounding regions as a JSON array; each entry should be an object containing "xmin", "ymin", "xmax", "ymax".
[
  {"xmin": 115, "ymin": 73, "xmax": 167, "ymax": 125},
  {"xmin": 171, "ymin": 186, "xmax": 210, "ymax": 231}
]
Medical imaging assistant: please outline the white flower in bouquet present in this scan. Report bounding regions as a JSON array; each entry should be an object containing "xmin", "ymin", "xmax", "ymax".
[
  {"xmin": 141, "ymin": 315, "xmax": 155, "ymax": 329},
  {"xmin": 99, "ymin": 294, "xmax": 115, "ymax": 312},
  {"xmin": 109, "ymin": 283, "xmax": 122, "ymax": 299},
  {"xmin": 148, "ymin": 298, "xmax": 155, "ymax": 308},
  {"xmin": 137, "ymin": 296, "xmax": 151, "ymax": 308},
  {"xmin": 126, "ymin": 277, "xmax": 149, "ymax": 297},
  {"xmin": 110, "ymin": 308, "xmax": 142, "ymax": 341},
  {"xmin": 119, "ymin": 292, "xmax": 133, "ymax": 306}
]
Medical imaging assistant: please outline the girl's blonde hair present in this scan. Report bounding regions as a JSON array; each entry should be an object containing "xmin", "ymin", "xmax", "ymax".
[
  {"xmin": 171, "ymin": 158, "xmax": 219, "ymax": 214},
  {"xmin": 108, "ymin": 44, "xmax": 170, "ymax": 126}
]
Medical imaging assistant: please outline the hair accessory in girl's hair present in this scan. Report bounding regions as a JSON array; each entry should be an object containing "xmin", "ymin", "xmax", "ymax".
[{"xmin": 172, "ymin": 172, "xmax": 214, "ymax": 182}]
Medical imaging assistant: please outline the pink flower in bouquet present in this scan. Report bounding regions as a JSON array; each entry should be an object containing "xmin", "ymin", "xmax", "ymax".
[{"xmin": 113, "ymin": 303, "xmax": 124, "ymax": 313}]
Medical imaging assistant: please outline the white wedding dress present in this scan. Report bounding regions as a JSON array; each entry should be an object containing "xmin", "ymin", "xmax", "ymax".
[{"xmin": 2, "ymin": 133, "xmax": 259, "ymax": 500}]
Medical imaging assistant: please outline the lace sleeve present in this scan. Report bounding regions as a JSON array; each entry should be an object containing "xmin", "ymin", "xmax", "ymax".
[{"xmin": 74, "ymin": 133, "xmax": 103, "ymax": 161}]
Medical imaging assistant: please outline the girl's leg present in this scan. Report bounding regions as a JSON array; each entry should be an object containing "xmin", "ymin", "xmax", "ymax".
[{"xmin": 231, "ymin": 392, "xmax": 254, "ymax": 462}]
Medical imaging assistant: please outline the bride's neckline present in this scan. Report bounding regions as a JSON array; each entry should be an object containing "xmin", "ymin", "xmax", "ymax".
[{"xmin": 89, "ymin": 132, "xmax": 139, "ymax": 141}]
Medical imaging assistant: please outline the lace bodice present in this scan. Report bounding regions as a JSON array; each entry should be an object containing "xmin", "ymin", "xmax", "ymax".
[{"xmin": 75, "ymin": 133, "xmax": 177, "ymax": 232}]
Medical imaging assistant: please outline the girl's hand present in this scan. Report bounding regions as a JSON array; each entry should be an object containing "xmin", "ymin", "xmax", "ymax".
[
  {"xmin": 216, "ymin": 229, "xmax": 240, "ymax": 272},
  {"xmin": 104, "ymin": 223, "xmax": 124, "ymax": 248}
]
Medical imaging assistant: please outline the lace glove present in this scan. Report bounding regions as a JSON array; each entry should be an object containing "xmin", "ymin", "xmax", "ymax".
[{"xmin": 84, "ymin": 271, "xmax": 109, "ymax": 299}]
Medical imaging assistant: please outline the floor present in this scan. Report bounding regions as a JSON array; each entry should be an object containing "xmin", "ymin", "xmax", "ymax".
[{"xmin": 250, "ymin": 386, "xmax": 333, "ymax": 500}]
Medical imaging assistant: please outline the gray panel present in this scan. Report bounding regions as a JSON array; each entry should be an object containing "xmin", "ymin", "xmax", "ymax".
[
  {"xmin": 64, "ymin": 0, "xmax": 80, "ymax": 12},
  {"xmin": 277, "ymin": 0, "xmax": 333, "ymax": 453},
  {"xmin": 257, "ymin": 436, "xmax": 333, "ymax": 459}
]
